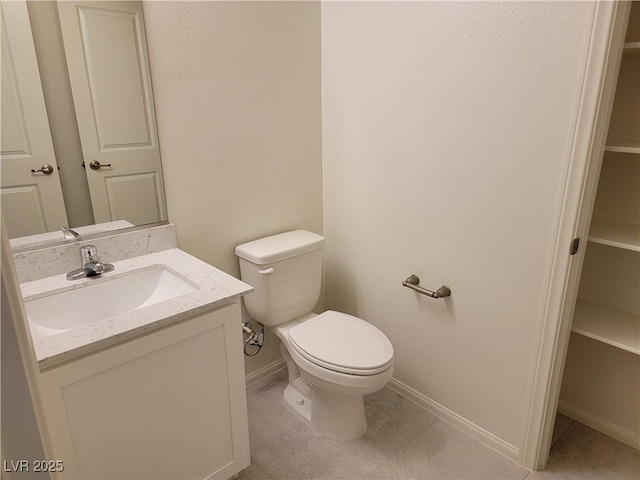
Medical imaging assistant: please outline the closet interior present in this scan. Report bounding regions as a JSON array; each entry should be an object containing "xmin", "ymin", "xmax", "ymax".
[{"xmin": 558, "ymin": 1, "xmax": 640, "ymax": 450}]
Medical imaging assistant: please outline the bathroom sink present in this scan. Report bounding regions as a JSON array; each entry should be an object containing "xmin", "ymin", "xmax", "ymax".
[{"xmin": 25, "ymin": 266, "xmax": 199, "ymax": 336}]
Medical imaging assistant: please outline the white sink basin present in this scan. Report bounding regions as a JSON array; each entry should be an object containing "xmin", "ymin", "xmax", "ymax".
[{"xmin": 25, "ymin": 266, "xmax": 199, "ymax": 336}]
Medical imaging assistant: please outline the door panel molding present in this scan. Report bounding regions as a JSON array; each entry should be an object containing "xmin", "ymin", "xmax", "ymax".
[{"xmin": 77, "ymin": 5, "xmax": 153, "ymax": 149}]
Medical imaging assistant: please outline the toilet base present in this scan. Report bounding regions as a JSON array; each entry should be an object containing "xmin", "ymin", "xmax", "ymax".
[
  {"xmin": 280, "ymin": 344, "xmax": 368, "ymax": 440},
  {"xmin": 283, "ymin": 383, "xmax": 368, "ymax": 440},
  {"xmin": 283, "ymin": 384, "xmax": 312, "ymax": 423}
]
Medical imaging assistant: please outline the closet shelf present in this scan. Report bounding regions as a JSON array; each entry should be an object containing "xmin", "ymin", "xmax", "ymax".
[
  {"xmin": 604, "ymin": 142, "xmax": 640, "ymax": 155},
  {"xmin": 572, "ymin": 299, "xmax": 640, "ymax": 355},
  {"xmin": 588, "ymin": 218, "xmax": 640, "ymax": 252},
  {"xmin": 623, "ymin": 42, "xmax": 640, "ymax": 52}
]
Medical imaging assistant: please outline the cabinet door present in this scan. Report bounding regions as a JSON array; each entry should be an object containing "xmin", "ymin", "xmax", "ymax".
[
  {"xmin": 57, "ymin": 1, "xmax": 167, "ymax": 225},
  {"xmin": 0, "ymin": 0, "xmax": 68, "ymax": 238},
  {"xmin": 38, "ymin": 303, "xmax": 250, "ymax": 480}
]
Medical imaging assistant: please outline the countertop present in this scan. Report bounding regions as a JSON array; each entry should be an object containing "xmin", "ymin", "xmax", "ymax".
[
  {"xmin": 10, "ymin": 220, "xmax": 135, "ymax": 250},
  {"xmin": 21, "ymin": 248, "xmax": 253, "ymax": 370}
]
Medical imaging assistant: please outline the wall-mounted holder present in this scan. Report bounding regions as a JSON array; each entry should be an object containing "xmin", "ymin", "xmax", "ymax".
[{"xmin": 402, "ymin": 274, "xmax": 451, "ymax": 298}]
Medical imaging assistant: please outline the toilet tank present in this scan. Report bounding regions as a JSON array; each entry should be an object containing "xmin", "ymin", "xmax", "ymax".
[{"xmin": 235, "ymin": 230, "xmax": 325, "ymax": 326}]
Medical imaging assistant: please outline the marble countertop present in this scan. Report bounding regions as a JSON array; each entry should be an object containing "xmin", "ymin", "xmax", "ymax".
[
  {"xmin": 10, "ymin": 220, "xmax": 135, "ymax": 250},
  {"xmin": 21, "ymin": 248, "xmax": 253, "ymax": 370}
]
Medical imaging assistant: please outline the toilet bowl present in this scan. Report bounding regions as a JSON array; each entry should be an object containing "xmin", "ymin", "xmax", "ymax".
[{"xmin": 236, "ymin": 231, "xmax": 394, "ymax": 439}]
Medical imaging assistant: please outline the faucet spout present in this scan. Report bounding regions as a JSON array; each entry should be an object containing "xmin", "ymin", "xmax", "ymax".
[
  {"xmin": 60, "ymin": 226, "xmax": 80, "ymax": 239},
  {"xmin": 66, "ymin": 245, "xmax": 115, "ymax": 280}
]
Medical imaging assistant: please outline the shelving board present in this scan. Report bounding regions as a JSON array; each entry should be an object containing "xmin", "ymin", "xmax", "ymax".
[
  {"xmin": 623, "ymin": 42, "xmax": 640, "ymax": 52},
  {"xmin": 604, "ymin": 142, "xmax": 640, "ymax": 155},
  {"xmin": 572, "ymin": 299, "xmax": 640, "ymax": 355},
  {"xmin": 588, "ymin": 217, "xmax": 640, "ymax": 252}
]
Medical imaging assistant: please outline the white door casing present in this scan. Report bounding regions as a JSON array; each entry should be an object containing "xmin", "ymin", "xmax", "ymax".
[
  {"xmin": 0, "ymin": 0, "xmax": 68, "ymax": 238},
  {"xmin": 57, "ymin": 1, "xmax": 167, "ymax": 225},
  {"xmin": 518, "ymin": 0, "xmax": 631, "ymax": 470}
]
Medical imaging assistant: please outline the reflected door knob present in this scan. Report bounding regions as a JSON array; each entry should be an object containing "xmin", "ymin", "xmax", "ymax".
[
  {"xmin": 89, "ymin": 160, "xmax": 112, "ymax": 170},
  {"xmin": 30, "ymin": 164, "xmax": 54, "ymax": 175}
]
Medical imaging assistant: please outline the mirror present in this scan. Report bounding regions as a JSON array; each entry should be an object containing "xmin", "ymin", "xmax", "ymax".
[{"xmin": 1, "ymin": 0, "xmax": 168, "ymax": 250}]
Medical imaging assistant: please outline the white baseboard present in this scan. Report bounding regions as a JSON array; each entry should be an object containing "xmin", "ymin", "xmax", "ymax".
[
  {"xmin": 245, "ymin": 358, "xmax": 286, "ymax": 387},
  {"xmin": 558, "ymin": 400, "xmax": 640, "ymax": 450},
  {"xmin": 388, "ymin": 377, "xmax": 520, "ymax": 461}
]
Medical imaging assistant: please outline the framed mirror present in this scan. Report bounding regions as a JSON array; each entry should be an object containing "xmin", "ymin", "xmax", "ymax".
[{"xmin": 1, "ymin": 0, "xmax": 168, "ymax": 250}]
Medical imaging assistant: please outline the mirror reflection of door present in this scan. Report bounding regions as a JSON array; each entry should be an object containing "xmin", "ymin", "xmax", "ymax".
[
  {"xmin": 58, "ymin": 0, "xmax": 167, "ymax": 225},
  {"xmin": 1, "ymin": 0, "xmax": 168, "ymax": 245},
  {"xmin": 0, "ymin": 0, "xmax": 68, "ymax": 238}
]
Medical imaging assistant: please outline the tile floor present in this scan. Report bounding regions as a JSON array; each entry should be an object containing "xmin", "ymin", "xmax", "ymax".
[{"xmin": 238, "ymin": 371, "xmax": 639, "ymax": 480}]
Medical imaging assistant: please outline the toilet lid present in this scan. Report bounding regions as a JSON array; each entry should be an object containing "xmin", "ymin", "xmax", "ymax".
[{"xmin": 287, "ymin": 311, "xmax": 394, "ymax": 375}]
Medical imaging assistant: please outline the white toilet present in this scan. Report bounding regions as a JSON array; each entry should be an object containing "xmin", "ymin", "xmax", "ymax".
[{"xmin": 236, "ymin": 230, "xmax": 394, "ymax": 440}]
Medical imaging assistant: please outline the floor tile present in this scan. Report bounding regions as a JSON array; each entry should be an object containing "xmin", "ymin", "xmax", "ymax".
[
  {"xmin": 392, "ymin": 419, "xmax": 530, "ymax": 480},
  {"xmin": 364, "ymin": 387, "xmax": 439, "ymax": 456},
  {"xmin": 237, "ymin": 458, "xmax": 271, "ymax": 480},
  {"xmin": 523, "ymin": 470, "xmax": 562, "ymax": 479},
  {"xmin": 246, "ymin": 373, "xmax": 303, "ymax": 449},
  {"xmin": 367, "ymin": 459, "xmax": 416, "ymax": 480},
  {"xmin": 545, "ymin": 422, "xmax": 640, "ymax": 479},
  {"xmin": 243, "ymin": 372, "xmax": 639, "ymax": 480},
  {"xmin": 551, "ymin": 414, "xmax": 573, "ymax": 446},
  {"xmin": 252, "ymin": 420, "xmax": 387, "ymax": 479}
]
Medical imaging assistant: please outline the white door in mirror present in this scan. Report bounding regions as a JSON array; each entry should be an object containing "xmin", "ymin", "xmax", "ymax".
[
  {"xmin": 0, "ymin": 1, "xmax": 68, "ymax": 238},
  {"xmin": 58, "ymin": 1, "xmax": 168, "ymax": 226}
]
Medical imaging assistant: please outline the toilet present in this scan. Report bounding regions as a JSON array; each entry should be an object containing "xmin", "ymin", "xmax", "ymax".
[{"xmin": 236, "ymin": 230, "xmax": 394, "ymax": 440}]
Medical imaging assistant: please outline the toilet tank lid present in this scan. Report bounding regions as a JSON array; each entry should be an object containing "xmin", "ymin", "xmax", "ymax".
[{"xmin": 235, "ymin": 230, "xmax": 325, "ymax": 265}]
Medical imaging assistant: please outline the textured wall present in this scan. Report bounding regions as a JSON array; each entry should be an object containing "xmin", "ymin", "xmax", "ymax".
[
  {"xmin": 321, "ymin": 1, "xmax": 595, "ymax": 448},
  {"xmin": 143, "ymin": 1, "xmax": 322, "ymax": 373}
]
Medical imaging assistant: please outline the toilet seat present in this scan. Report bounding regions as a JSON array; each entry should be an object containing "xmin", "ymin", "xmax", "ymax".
[{"xmin": 287, "ymin": 311, "xmax": 394, "ymax": 375}]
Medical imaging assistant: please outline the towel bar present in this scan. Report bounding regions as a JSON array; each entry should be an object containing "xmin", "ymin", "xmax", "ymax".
[{"xmin": 402, "ymin": 274, "xmax": 451, "ymax": 298}]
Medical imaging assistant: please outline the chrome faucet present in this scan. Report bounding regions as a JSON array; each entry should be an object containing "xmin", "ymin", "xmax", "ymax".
[
  {"xmin": 66, "ymin": 245, "xmax": 115, "ymax": 280},
  {"xmin": 60, "ymin": 226, "xmax": 80, "ymax": 239}
]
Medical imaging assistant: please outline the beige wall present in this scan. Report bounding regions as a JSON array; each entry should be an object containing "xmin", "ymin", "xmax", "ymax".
[
  {"xmin": 143, "ymin": 1, "xmax": 323, "ymax": 373},
  {"xmin": 321, "ymin": 1, "xmax": 595, "ymax": 449}
]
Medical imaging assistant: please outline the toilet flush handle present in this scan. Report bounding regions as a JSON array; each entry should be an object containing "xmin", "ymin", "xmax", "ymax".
[{"xmin": 258, "ymin": 267, "xmax": 275, "ymax": 275}]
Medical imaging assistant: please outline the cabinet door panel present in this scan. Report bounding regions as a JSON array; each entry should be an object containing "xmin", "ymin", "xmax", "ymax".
[
  {"xmin": 63, "ymin": 325, "xmax": 231, "ymax": 479},
  {"xmin": 39, "ymin": 303, "xmax": 250, "ymax": 480}
]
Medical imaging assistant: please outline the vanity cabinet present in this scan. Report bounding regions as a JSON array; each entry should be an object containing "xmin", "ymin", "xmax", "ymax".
[
  {"xmin": 36, "ymin": 302, "xmax": 250, "ymax": 480},
  {"xmin": 559, "ymin": 1, "xmax": 639, "ymax": 449}
]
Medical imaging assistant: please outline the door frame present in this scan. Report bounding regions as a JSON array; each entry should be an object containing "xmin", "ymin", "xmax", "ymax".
[{"xmin": 518, "ymin": 0, "xmax": 631, "ymax": 470}]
